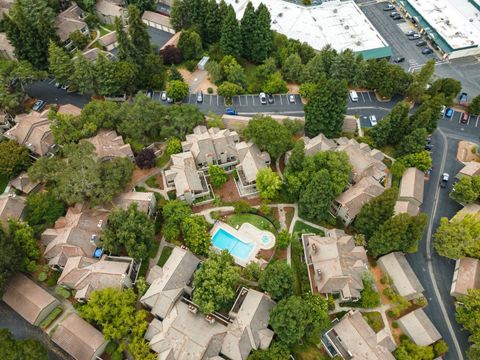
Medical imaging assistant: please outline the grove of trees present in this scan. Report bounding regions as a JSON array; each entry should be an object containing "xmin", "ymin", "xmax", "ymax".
[{"xmin": 1, "ymin": 328, "xmax": 47, "ymax": 360}]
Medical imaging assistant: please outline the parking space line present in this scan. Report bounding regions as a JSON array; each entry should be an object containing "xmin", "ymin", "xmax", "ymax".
[
  {"xmin": 360, "ymin": 92, "xmax": 366, "ymax": 102},
  {"xmin": 216, "ymin": 96, "xmax": 219, "ymax": 106},
  {"xmin": 450, "ymin": 111, "xmax": 455, "ymax": 121},
  {"xmin": 223, "ymin": 97, "xmax": 226, "ymax": 106},
  {"xmin": 280, "ymin": 95, "xmax": 283, "ymax": 105},
  {"xmin": 476, "ymin": 116, "xmax": 480, "ymax": 127},
  {"xmin": 252, "ymin": 95, "xmax": 255, "ymax": 105},
  {"xmin": 209, "ymin": 95, "xmax": 212, "ymax": 105},
  {"xmin": 366, "ymin": 92, "xmax": 372, "ymax": 102},
  {"xmin": 458, "ymin": 114, "xmax": 462, "ymax": 124}
]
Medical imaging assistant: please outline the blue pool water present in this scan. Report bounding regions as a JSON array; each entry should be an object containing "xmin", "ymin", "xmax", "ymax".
[{"xmin": 211, "ymin": 228, "xmax": 254, "ymax": 260}]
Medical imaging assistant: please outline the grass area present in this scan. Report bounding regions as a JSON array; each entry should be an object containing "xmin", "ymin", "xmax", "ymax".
[
  {"xmin": 155, "ymin": 152, "xmax": 170, "ymax": 169},
  {"xmin": 149, "ymin": 238, "xmax": 161, "ymax": 259},
  {"xmin": 380, "ymin": 145, "xmax": 396, "ymax": 158},
  {"xmin": 291, "ymin": 238, "xmax": 310, "ymax": 295},
  {"xmin": 362, "ymin": 311, "xmax": 385, "ymax": 333},
  {"xmin": 157, "ymin": 246, "xmax": 173, "ymax": 267},
  {"xmin": 0, "ymin": 173, "xmax": 8, "ymax": 194},
  {"xmin": 98, "ymin": 27, "xmax": 110, "ymax": 37},
  {"xmin": 226, "ymin": 213, "xmax": 276, "ymax": 233},
  {"xmin": 291, "ymin": 340, "xmax": 330, "ymax": 360},
  {"xmin": 293, "ymin": 221, "xmax": 325, "ymax": 236},
  {"xmin": 39, "ymin": 306, "xmax": 63, "ymax": 330},
  {"xmin": 285, "ymin": 208, "xmax": 294, "ymax": 229},
  {"xmin": 145, "ymin": 176, "xmax": 160, "ymax": 188}
]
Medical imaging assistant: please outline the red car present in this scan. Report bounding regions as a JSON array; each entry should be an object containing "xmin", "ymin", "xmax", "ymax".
[{"xmin": 461, "ymin": 112, "xmax": 470, "ymax": 124}]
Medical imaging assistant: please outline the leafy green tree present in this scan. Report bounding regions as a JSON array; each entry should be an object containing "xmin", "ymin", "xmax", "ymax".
[
  {"xmin": 369, "ymin": 101, "xmax": 410, "ymax": 147},
  {"xmin": 70, "ymin": 29, "xmax": 89, "ymax": 50},
  {"xmin": 251, "ymin": 3, "xmax": 273, "ymax": 63},
  {"xmin": 396, "ymin": 128, "xmax": 429, "ymax": 157},
  {"xmin": 285, "ymin": 140, "xmax": 305, "ymax": 174},
  {"xmin": 71, "ymin": 52, "xmax": 96, "ymax": 94},
  {"xmin": 166, "ymin": 137, "xmax": 182, "ymax": 156},
  {"xmin": 205, "ymin": 60, "xmax": 222, "ymax": 83},
  {"xmin": 181, "ymin": 216, "xmax": 211, "ymax": 256},
  {"xmin": 330, "ymin": 49, "xmax": 357, "ymax": 85},
  {"xmin": 259, "ymin": 261, "xmax": 293, "ymax": 301},
  {"xmin": 192, "ymin": 250, "xmax": 240, "ymax": 314},
  {"xmin": 368, "ymin": 213, "xmax": 428, "ymax": 258},
  {"xmin": 281, "ymin": 53, "xmax": 304, "ymax": 83},
  {"xmin": 357, "ymin": 274, "xmax": 380, "ymax": 308},
  {"xmin": 354, "ymin": 188, "xmax": 398, "ymax": 239},
  {"xmin": 127, "ymin": 0, "xmax": 155, "ymax": 12},
  {"xmin": 29, "ymin": 142, "xmax": 133, "ymax": 206},
  {"xmin": 248, "ymin": 341, "xmax": 290, "ymax": 360},
  {"xmin": 433, "ymin": 340, "xmax": 449, "ymax": 358},
  {"xmin": 79, "ymin": 288, "xmax": 149, "ymax": 343},
  {"xmin": 456, "ymin": 289, "xmax": 480, "ymax": 358},
  {"xmin": 367, "ymin": 60, "xmax": 411, "ymax": 99},
  {"xmin": 170, "ymin": 0, "xmax": 190, "ymax": 31},
  {"xmin": 469, "ymin": 95, "xmax": 480, "ymax": 116},
  {"xmin": 256, "ymin": 168, "xmax": 282, "ymax": 200},
  {"xmin": 276, "ymin": 230, "xmax": 292, "ymax": 250},
  {"xmin": 243, "ymin": 116, "xmax": 293, "ymax": 159},
  {"xmin": 102, "ymin": 203, "xmax": 155, "ymax": 260},
  {"xmin": 263, "ymin": 72, "xmax": 287, "ymax": 94},
  {"xmin": 0, "ymin": 220, "xmax": 41, "ymax": 295},
  {"xmin": 115, "ymin": 17, "xmax": 136, "ymax": 64},
  {"xmin": 240, "ymin": 1, "xmax": 256, "ymax": 60},
  {"xmin": 409, "ymin": 95, "xmax": 445, "ymax": 133},
  {"xmin": 427, "ymin": 78, "xmax": 461, "ymax": 106},
  {"xmin": 166, "ymin": 80, "xmax": 189, "ymax": 102},
  {"xmin": 299, "ymin": 82, "xmax": 317, "ymax": 102},
  {"xmin": 217, "ymin": 81, "xmax": 243, "ymax": 99},
  {"xmin": 48, "ymin": 41, "xmax": 73, "ymax": 86},
  {"xmin": 298, "ymin": 169, "xmax": 333, "ymax": 221},
  {"xmin": 270, "ymin": 296, "xmax": 309, "ymax": 345},
  {"xmin": 223, "ymin": 61, "xmax": 246, "ymax": 87},
  {"xmin": 398, "ymin": 151, "xmax": 432, "ymax": 172},
  {"xmin": 0, "ymin": 329, "xmax": 48, "ymax": 360},
  {"xmin": 208, "ymin": 165, "xmax": 229, "ymax": 188},
  {"xmin": 305, "ymin": 77, "xmax": 348, "ymax": 138},
  {"xmin": 220, "ymin": 6, "xmax": 241, "ymax": 58},
  {"xmin": 406, "ymin": 60, "xmax": 435, "ymax": 102},
  {"xmin": 127, "ymin": 337, "xmax": 157, "ymax": 360},
  {"xmin": 0, "ymin": 140, "xmax": 30, "ymax": 179},
  {"xmin": 434, "ymin": 214, "xmax": 480, "ymax": 259},
  {"xmin": 4, "ymin": 0, "xmax": 57, "ymax": 69},
  {"xmin": 178, "ymin": 29, "xmax": 203, "ymax": 60},
  {"xmin": 450, "ymin": 176, "xmax": 480, "ymax": 204},
  {"xmin": 303, "ymin": 294, "xmax": 331, "ymax": 340},
  {"xmin": 24, "ymin": 191, "xmax": 66, "ymax": 236},
  {"xmin": 394, "ymin": 339, "xmax": 434, "ymax": 360},
  {"xmin": 233, "ymin": 200, "xmax": 252, "ymax": 214},
  {"xmin": 162, "ymin": 200, "xmax": 192, "ymax": 241}
]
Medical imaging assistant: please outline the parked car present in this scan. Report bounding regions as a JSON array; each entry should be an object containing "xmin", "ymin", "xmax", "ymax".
[
  {"xmin": 408, "ymin": 34, "xmax": 421, "ymax": 40},
  {"xmin": 392, "ymin": 14, "xmax": 402, "ymax": 20},
  {"xmin": 267, "ymin": 94, "xmax": 274, "ymax": 104},
  {"xmin": 405, "ymin": 30, "xmax": 417, "ymax": 36},
  {"xmin": 459, "ymin": 92, "xmax": 468, "ymax": 105},
  {"xmin": 393, "ymin": 56, "xmax": 405, "ymax": 63},
  {"xmin": 259, "ymin": 92, "xmax": 267, "ymax": 104},
  {"xmin": 445, "ymin": 107, "xmax": 454, "ymax": 118},
  {"xmin": 225, "ymin": 108, "xmax": 237, "ymax": 115},
  {"xmin": 461, "ymin": 112, "xmax": 470, "ymax": 124},
  {"xmin": 161, "ymin": 91, "xmax": 167, "ymax": 101},
  {"xmin": 61, "ymin": 84, "xmax": 70, "ymax": 91},
  {"xmin": 146, "ymin": 89, "xmax": 153, "ymax": 99},
  {"xmin": 440, "ymin": 173, "xmax": 449, "ymax": 188},
  {"xmin": 167, "ymin": 97, "xmax": 173, "ymax": 103},
  {"xmin": 54, "ymin": 82, "xmax": 61, "ymax": 88},
  {"xmin": 369, "ymin": 115, "xmax": 377, "ymax": 126},
  {"xmin": 288, "ymin": 94, "xmax": 296, "ymax": 103},
  {"xmin": 425, "ymin": 144, "xmax": 433, "ymax": 151},
  {"xmin": 383, "ymin": 4, "xmax": 394, "ymax": 11},
  {"xmin": 390, "ymin": 11, "xmax": 399, "ymax": 17},
  {"xmin": 440, "ymin": 105, "xmax": 446, "ymax": 116},
  {"xmin": 32, "ymin": 100, "xmax": 46, "ymax": 112},
  {"xmin": 416, "ymin": 40, "xmax": 427, "ymax": 47},
  {"xmin": 422, "ymin": 48, "xmax": 433, "ymax": 55},
  {"xmin": 197, "ymin": 91, "xmax": 203, "ymax": 103},
  {"xmin": 349, "ymin": 90, "xmax": 358, "ymax": 102}
]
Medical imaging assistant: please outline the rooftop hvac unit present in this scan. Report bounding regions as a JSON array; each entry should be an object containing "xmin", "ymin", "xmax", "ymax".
[
  {"xmin": 90, "ymin": 234, "xmax": 97, "ymax": 244},
  {"xmin": 188, "ymin": 304, "xmax": 198, "ymax": 314},
  {"xmin": 205, "ymin": 315, "xmax": 215, "ymax": 325},
  {"xmin": 344, "ymin": 25, "xmax": 349, "ymax": 30}
]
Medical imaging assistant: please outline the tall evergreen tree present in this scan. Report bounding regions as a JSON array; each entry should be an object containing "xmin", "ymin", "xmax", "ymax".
[
  {"xmin": 240, "ymin": 2, "xmax": 257, "ymax": 60},
  {"xmin": 220, "ymin": 6, "xmax": 241, "ymax": 58},
  {"xmin": 203, "ymin": 0, "xmax": 223, "ymax": 45},
  {"xmin": 170, "ymin": 0, "xmax": 190, "ymax": 31},
  {"xmin": 115, "ymin": 17, "xmax": 136, "ymax": 63},
  {"xmin": 4, "ymin": 0, "xmax": 58, "ymax": 69},
  {"xmin": 251, "ymin": 3, "xmax": 272, "ymax": 63},
  {"xmin": 48, "ymin": 41, "xmax": 73, "ymax": 86},
  {"xmin": 71, "ymin": 52, "xmax": 96, "ymax": 94},
  {"xmin": 127, "ymin": 5, "xmax": 151, "ymax": 65}
]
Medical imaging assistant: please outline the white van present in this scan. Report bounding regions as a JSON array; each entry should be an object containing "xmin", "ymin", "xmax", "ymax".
[{"xmin": 349, "ymin": 90, "xmax": 358, "ymax": 102}]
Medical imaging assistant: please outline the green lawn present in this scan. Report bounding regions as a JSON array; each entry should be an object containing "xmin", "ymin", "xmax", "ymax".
[
  {"xmin": 291, "ymin": 340, "xmax": 330, "ymax": 360},
  {"xmin": 155, "ymin": 152, "xmax": 170, "ymax": 169},
  {"xmin": 0, "ymin": 173, "xmax": 8, "ymax": 194},
  {"xmin": 157, "ymin": 246, "xmax": 173, "ymax": 267},
  {"xmin": 226, "ymin": 213, "xmax": 276, "ymax": 233},
  {"xmin": 293, "ymin": 221, "xmax": 324, "ymax": 236},
  {"xmin": 146, "ymin": 176, "xmax": 160, "ymax": 188}
]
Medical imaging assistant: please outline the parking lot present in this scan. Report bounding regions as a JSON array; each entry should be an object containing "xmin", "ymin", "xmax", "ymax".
[
  {"xmin": 360, "ymin": 1, "xmax": 439, "ymax": 71},
  {"xmin": 440, "ymin": 108, "xmax": 480, "ymax": 131}
]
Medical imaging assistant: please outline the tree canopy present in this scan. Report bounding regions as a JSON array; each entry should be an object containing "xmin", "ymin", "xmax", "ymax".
[
  {"xmin": 456, "ymin": 289, "xmax": 480, "ymax": 359},
  {"xmin": 102, "ymin": 203, "xmax": 155, "ymax": 260},
  {"xmin": 24, "ymin": 191, "xmax": 66, "ymax": 236},
  {"xmin": 394, "ymin": 339, "xmax": 435, "ymax": 360},
  {"xmin": 162, "ymin": 200, "xmax": 192, "ymax": 241},
  {"xmin": 450, "ymin": 176, "xmax": 480, "ymax": 204},
  {"xmin": 208, "ymin": 165, "xmax": 229, "ymax": 189},
  {"xmin": 192, "ymin": 250, "xmax": 240, "ymax": 314},
  {"xmin": 434, "ymin": 214, "xmax": 480, "ymax": 259},
  {"xmin": 256, "ymin": 168, "xmax": 282, "ymax": 201},
  {"xmin": 0, "ymin": 329, "xmax": 47, "ymax": 360},
  {"xmin": 0, "ymin": 140, "xmax": 31, "ymax": 179},
  {"xmin": 28, "ymin": 142, "xmax": 134, "ymax": 206},
  {"xmin": 181, "ymin": 216, "xmax": 211, "ymax": 256},
  {"xmin": 259, "ymin": 261, "xmax": 293, "ymax": 301}
]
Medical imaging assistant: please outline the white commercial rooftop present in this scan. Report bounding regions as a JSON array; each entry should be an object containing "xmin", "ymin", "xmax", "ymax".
[
  {"xmin": 405, "ymin": 0, "xmax": 480, "ymax": 50},
  {"xmin": 223, "ymin": 0, "xmax": 390, "ymax": 55}
]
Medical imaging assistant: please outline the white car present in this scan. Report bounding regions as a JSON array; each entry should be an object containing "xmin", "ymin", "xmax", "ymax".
[
  {"xmin": 161, "ymin": 91, "xmax": 167, "ymax": 101},
  {"xmin": 369, "ymin": 115, "xmax": 378, "ymax": 126},
  {"xmin": 441, "ymin": 173, "xmax": 449, "ymax": 188},
  {"xmin": 349, "ymin": 90, "xmax": 358, "ymax": 102},
  {"xmin": 288, "ymin": 94, "xmax": 295, "ymax": 103},
  {"xmin": 259, "ymin": 92, "xmax": 267, "ymax": 105}
]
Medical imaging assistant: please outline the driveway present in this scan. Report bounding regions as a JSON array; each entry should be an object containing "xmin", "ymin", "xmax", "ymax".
[{"xmin": 0, "ymin": 301, "xmax": 72, "ymax": 360}]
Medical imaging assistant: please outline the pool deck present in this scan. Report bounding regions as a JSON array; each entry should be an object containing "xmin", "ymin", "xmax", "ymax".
[{"xmin": 210, "ymin": 221, "xmax": 275, "ymax": 267}]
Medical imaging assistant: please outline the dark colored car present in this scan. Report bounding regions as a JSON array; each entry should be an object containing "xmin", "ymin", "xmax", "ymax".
[
  {"xmin": 225, "ymin": 108, "xmax": 237, "ymax": 115},
  {"xmin": 461, "ymin": 112, "xmax": 470, "ymax": 124},
  {"xmin": 392, "ymin": 14, "xmax": 402, "ymax": 20},
  {"xmin": 445, "ymin": 108, "xmax": 454, "ymax": 118},
  {"xmin": 405, "ymin": 30, "xmax": 416, "ymax": 36},
  {"xmin": 393, "ymin": 56, "xmax": 405, "ymax": 63},
  {"xmin": 416, "ymin": 40, "xmax": 427, "ymax": 47},
  {"xmin": 408, "ymin": 34, "xmax": 421, "ymax": 40},
  {"xmin": 390, "ymin": 11, "xmax": 399, "ymax": 17},
  {"xmin": 267, "ymin": 94, "xmax": 274, "ymax": 104},
  {"xmin": 425, "ymin": 144, "xmax": 433, "ymax": 151},
  {"xmin": 422, "ymin": 48, "xmax": 433, "ymax": 55},
  {"xmin": 32, "ymin": 99, "xmax": 46, "ymax": 112}
]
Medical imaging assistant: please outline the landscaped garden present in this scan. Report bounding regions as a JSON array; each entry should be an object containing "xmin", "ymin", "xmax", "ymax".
[
  {"xmin": 292, "ymin": 220, "xmax": 324, "ymax": 236},
  {"xmin": 227, "ymin": 213, "xmax": 277, "ymax": 234}
]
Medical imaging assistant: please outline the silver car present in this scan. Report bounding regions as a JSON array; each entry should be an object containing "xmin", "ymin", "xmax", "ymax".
[{"xmin": 259, "ymin": 92, "xmax": 267, "ymax": 104}]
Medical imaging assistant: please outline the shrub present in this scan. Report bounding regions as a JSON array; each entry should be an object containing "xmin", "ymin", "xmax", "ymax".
[
  {"xmin": 210, "ymin": 210, "xmax": 221, "ymax": 220},
  {"xmin": 327, "ymin": 294, "xmax": 335, "ymax": 311},
  {"xmin": 414, "ymin": 296, "xmax": 427, "ymax": 307},
  {"xmin": 387, "ymin": 310, "xmax": 396, "ymax": 318},
  {"xmin": 185, "ymin": 60, "xmax": 197, "ymax": 72},
  {"xmin": 207, "ymin": 87, "xmax": 213, "ymax": 94},
  {"xmin": 392, "ymin": 321, "xmax": 399, "ymax": 329},
  {"xmin": 105, "ymin": 342, "xmax": 118, "ymax": 355},
  {"xmin": 234, "ymin": 200, "xmax": 252, "ymax": 214},
  {"xmin": 166, "ymin": 137, "xmax": 182, "ymax": 156},
  {"xmin": 276, "ymin": 230, "xmax": 292, "ymax": 250},
  {"xmin": 38, "ymin": 272, "xmax": 47, "ymax": 282},
  {"xmin": 242, "ymin": 262, "xmax": 262, "ymax": 281},
  {"xmin": 145, "ymin": 176, "xmax": 159, "ymax": 188},
  {"xmin": 433, "ymin": 340, "xmax": 449, "ymax": 357},
  {"xmin": 135, "ymin": 148, "xmax": 156, "ymax": 169},
  {"xmin": 39, "ymin": 306, "xmax": 63, "ymax": 329},
  {"xmin": 362, "ymin": 311, "xmax": 384, "ymax": 333},
  {"xmin": 111, "ymin": 350, "xmax": 123, "ymax": 360},
  {"xmin": 55, "ymin": 286, "xmax": 71, "ymax": 299},
  {"xmin": 380, "ymin": 274, "xmax": 392, "ymax": 285}
]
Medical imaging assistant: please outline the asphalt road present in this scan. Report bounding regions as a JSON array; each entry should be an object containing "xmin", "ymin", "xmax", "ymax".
[{"xmin": 0, "ymin": 301, "xmax": 72, "ymax": 360}]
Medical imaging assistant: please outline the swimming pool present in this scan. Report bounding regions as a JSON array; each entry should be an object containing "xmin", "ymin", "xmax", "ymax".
[{"xmin": 211, "ymin": 228, "xmax": 254, "ymax": 261}]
